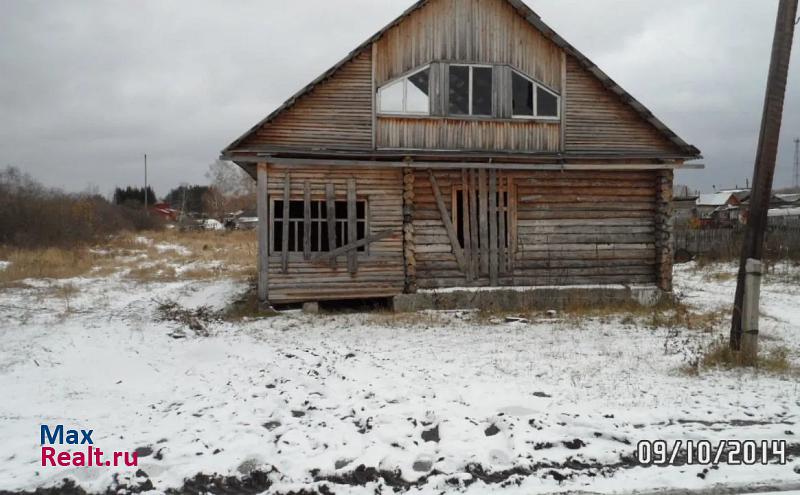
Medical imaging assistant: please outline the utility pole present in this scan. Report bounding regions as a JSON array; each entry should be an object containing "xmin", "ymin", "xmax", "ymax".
[
  {"xmin": 731, "ymin": 0, "xmax": 798, "ymax": 360},
  {"xmin": 144, "ymin": 153, "xmax": 149, "ymax": 212},
  {"xmin": 794, "ymin": 137, "xmax": 799, "ymax": 189}
]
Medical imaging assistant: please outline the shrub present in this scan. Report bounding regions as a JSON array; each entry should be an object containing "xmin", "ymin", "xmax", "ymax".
[{"xmin": 0, "ymin": 166, "xmax": 163, "ymax": 249}]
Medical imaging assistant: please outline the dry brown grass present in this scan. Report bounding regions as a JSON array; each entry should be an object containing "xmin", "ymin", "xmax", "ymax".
[
  {"xmin": 701, "ymin": 337, "xmax": 795, "ymax": 374},
  {"xmin": 557, "ymin": 297, "xmax": 726, "ymax": 332},
  {"xmin": 0, "ymin": 229, "xmax": 256, "ymax": 285},
  {"xmin": 0, "ymin": 247, "xmax": 98, "ymax": 285},
  {"xmin": 366, "ymin": 309, "xmax": 455, "ymax": 327},
  {"xmin": 111, "ymin": 229, "xmax": 256, "ymax": 282}
]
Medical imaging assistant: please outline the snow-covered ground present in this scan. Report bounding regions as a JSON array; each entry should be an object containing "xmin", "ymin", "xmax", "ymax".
[{"xmin": 0, "ymin": 240, "xmax": 798, "ymax": 494}]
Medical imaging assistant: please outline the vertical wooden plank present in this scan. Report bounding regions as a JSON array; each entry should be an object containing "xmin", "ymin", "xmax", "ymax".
[
  {"xmin": 281, "ymin": 172, "xmax": 290, "ymax": 273},
  {"xmin": 469, "ymin": 168, "xmax": 479, "ymax": 278},
  {"xmin": 498, "ymin": 173, "xmax": 507, "ymax": 276},
  {"xmin": 460, "ymin": 168, "xmax": 473, "ymax": 281},
  {"xmin": 560, "ymin": 51, "xmax": 567, "ymax": 152},
  {"xmin": 371, "ymin": 42, "xmax": 378, "ymax": 150},
  {"xmin": 366, "ymin": 197, "xmax": 372, "ymax": 257},
  {"xmin": 326, "ymin": 182, "xmax": 337, "ymax": 269},
  {"xmin": 488, "ymin": 168, "xmax": 499, "ymax": 285},
  {"xmin": 507, "ymin": 176, "xmax": 516, "ymax": 273},
  {"xmin": 429, "ymin": 170, "xmax": 467, "ymax": 273},
  {"xmin": 347, "ymin": 178, "xmax": 358, "ymax": 274},
  {"xmin": 478, "ymin": 168, "xmax": 489, "ymax": 276},
  {"xmin": 256, "ymin": 163, "xmax": 269, "ymax": 305},
  {"xmin": 303, "ymin": 181, "xmax": 311, "ymax": 260}
]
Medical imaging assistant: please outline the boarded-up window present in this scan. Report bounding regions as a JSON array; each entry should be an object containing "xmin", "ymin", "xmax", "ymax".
[
  {"xmin": 272, "ymin": 199, "xmax": 366, "ymax": 253},
  {"xmin": 453, "ymin": 187, "xmax": 510, "ymax": 249}
]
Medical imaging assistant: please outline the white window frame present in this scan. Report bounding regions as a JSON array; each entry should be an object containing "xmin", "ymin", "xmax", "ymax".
[
  {"xmin": 511, "ymin": 70, "xmax": 561, "ymax": 121},
  {"xmin": 377, "ymin": 65, "xmax": 431, "ymax": 116},
  {"xmin": 449, "ymin": 64, "xmax": 494, "ymax": 117}
]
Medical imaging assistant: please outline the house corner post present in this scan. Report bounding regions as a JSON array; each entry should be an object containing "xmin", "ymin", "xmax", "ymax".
[
  {"xmin": 403, "ymin": 167, "xmax": 417, "ymax": 293},
  {"xmin": 257, "ymin": 162, "xmax": 272, "ymax": 310},
  {"xmin": 655, "ymin": 169, "xmax": 674, "ymax": 292}
]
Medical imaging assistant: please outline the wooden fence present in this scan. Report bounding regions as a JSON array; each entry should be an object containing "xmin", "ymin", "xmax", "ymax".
[{"xmin": 674, "ymin": 227, "xmax": 800, "ymax": 260}]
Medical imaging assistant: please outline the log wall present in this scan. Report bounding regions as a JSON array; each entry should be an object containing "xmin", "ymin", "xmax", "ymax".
[
  {"xmin": 264, "ymin": 164, "xmax": 405, "ymax": 303},
  {"xmin": 377, "ymin": 117, "xmax": 561, "ymax": 152},
  {"xmin": 413, "ymin": 168, "xmax": 660, "ymax": 289},
  {"xmin": 564, "ymin": 56, "xmax": 680, "ymax": 154},
  {"xmin": 237, "ymin": 52, "xmax": 374, "ymax": 151}
]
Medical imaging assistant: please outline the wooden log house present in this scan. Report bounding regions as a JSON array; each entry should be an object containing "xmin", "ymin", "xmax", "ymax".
[{"xmin": 221, "ymin": 0, "xmax": 701, "ymax": 306}]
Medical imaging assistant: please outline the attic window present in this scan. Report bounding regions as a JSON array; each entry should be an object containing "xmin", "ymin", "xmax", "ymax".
[
  {"xmin": 512, "ymin": 70, "xmax": 560, "ymax": 119},
  {"xmin": 449, "ymin": 65, "xmax": 493, "ymax": 117},
  {"xmin": 378, "ymin": 67, "xmax": 430, "ymax": 115}
]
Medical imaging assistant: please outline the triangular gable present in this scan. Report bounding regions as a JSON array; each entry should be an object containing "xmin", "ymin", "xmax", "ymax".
[{"xmin": 223, "ymin": 0, "xmax": 699, "ymax": 157}]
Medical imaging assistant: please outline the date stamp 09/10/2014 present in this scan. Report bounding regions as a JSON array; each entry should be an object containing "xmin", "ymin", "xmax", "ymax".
[{"xmin": 636, "ymin": 440, "xmax": 789, "ymax": 466}]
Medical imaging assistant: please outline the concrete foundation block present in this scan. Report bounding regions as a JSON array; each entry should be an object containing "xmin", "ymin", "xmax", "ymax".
[
  {"xmin": 392, "ymin": 286, "xmax": 666, "ymax": 313},
  {"xmin": 302, "ymin": 302, "xmax": 320, "ymax": 314}
]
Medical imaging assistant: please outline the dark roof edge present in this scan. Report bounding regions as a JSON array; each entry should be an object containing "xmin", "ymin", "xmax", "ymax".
[{"xmin": 222, "ymin": 0, "xmax": 700, "ymax": 157}]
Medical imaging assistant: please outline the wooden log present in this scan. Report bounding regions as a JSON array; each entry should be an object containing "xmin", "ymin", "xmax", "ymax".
[
  {"xmin": 281, "ymin": 173, "xmax": 290, "ymax": 273},
  {"xmin": 478, "ymin": 168, "xmax": 489, "ymax": 276},
  {"xmin": 507, "ymin": 176, "xmax": 516, "ymax": 272},
  {"xmin": 461, "ymin": 168, "xmax": 473, "ymax": 281},
  {"xmin": 403, "ymin": 167, "xmax": 417, "ymax": 293},
  {"xmin": 326, "ymin": 182, "xmax": 337, "ymax": 269},
  {"xmin": 311, "ymin": 229, "xmax": 395, "ymax": 262},
  {"xmin": 347, "ymin": 178, "xmax": 358, "ymax": 274},
  {"xmin": 469, "ymin": 168, "xmax": 480, "ymax": 278},
  {"xmin": 303, "ymin": 181, "xmax": 311, "ymax": 260},
  {"xmin": 498, "ymin": 174, "xmax": 507, "ymax": 275},
  {"xmin": 428, "ymin": 170, "xmax": 467, "ymax": 274},
  {"xmin": 257, "ymin": 163, "xmax": 269, "ymax": 305},
  {"xmin": 489, "ymin": 168, "xmax": 499, "ymax": 285}
]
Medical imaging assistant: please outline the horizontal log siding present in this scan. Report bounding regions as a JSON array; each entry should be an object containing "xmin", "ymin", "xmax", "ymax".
[
  {"xmin": 238, "ymin": 52, "xmax": 374, "ymax": 151},
  {"xmin": 377, "ymin": 117, "xmax": 561, "ymax": 152},
  {"xmin": 374, "ymin": 0, "xmax": 562, "ymax": 89},
  {"xmin": 265, "ymin": 164, "xmax": 404, "ymax": 303},
  {"xmin": 564, "ymin": 56, "xmax": 679, "ymax": 154},
  {"xmin": 414, "ymin": 169, "xmax": 659, "ymax": 289}
]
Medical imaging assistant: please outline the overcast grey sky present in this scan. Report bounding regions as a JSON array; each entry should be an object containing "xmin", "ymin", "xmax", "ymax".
[{"xmin": 0, "ymin": 0, "xmax": 798, "ymax": 197}]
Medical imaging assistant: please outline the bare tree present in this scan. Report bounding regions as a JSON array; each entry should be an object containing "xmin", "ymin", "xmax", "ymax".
[{"xmin": 204, "ymin": 160, "xmax": 256, "ymax": 218}]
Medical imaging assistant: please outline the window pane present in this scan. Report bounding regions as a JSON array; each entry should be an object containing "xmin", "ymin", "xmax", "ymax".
[
  {"xmin": 273, "ymin": 221, "xmax": 282, "ymax": 251},
  {"xmin": 406, "ymin": 69, "xmax": 430, "ymax": 114},
  {"xmin": 289, "ymin": 200, "xmax": 303, "ymax": 219},
  {"xmin": 356, "ymin": 201, "xmax": 365, "ymax": 219},
  {"xmin": 378, "ymin": 79, "xmax": 404, "ymax": 113},
  {"xmin": 335, "ymin": 201, "xmax": 348, "ymax": 220},
  {"xmin": 472, "ymin": 67, "xmax": 493, "ymax": 116},
  {"xmin": 537, "ymin": 86, "xmax": 559, "ymax": 117},
  {"xmin": 512, "ymin": 72, "xmax": 534, "ymax": 116},
  {"xmin": 288, "ymin": 221, "xmax": 296, "ymax": 251},
  {"xmin": 448, "ymin": 66, "xmax": 469, "ymax": 115},
  {"xmin": 311, "ymin": 201, "xmax": 319, "ymax": 218},
  {"xmin": 274, "ymin": 200, "xmax": 283, "ymax": 219}
]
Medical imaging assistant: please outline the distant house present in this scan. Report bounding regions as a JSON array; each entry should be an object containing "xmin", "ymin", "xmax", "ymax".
[
  {"xmin": 694, "ymin": 190, "xmax": 748, "ymax": 228},
  {"xmin": 221, "ymin": 0, "xmax": 701, "ymax": 306},
  {"xmin": 150, "ymin": 202, "xmax": 179, "ymax": 221}
]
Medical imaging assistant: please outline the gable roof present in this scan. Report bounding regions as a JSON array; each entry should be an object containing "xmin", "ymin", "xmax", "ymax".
[{"xmin": 222, "ymin": 0, "xmax": 700, "ymax": 158}]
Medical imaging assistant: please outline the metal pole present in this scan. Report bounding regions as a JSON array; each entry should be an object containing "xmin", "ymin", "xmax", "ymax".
[{"xmin": 731, "ymin": 0, "xmax": 798, "ymax": 351}]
